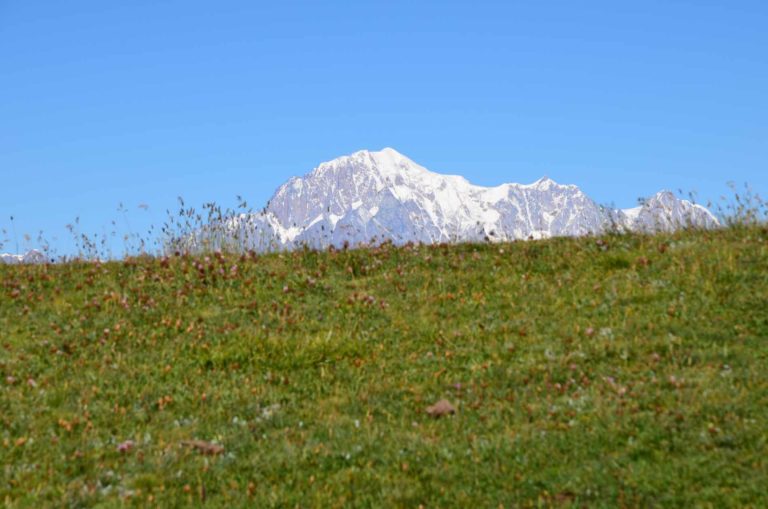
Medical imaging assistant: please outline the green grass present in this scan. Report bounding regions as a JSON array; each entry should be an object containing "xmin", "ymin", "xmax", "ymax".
[{"xmin": 1, "ymin": 225, "xmax": 767, "ymax": 507}]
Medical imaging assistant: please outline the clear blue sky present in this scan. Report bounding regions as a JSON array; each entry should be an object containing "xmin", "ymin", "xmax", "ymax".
[{"xmin": 1, "ymin": 1, "xmax": 766, "ymax": 255}]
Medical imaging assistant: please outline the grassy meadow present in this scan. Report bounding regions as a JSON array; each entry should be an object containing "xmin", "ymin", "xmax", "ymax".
[{"xmin": 1, "ymin": 224, "xmax": 767, "ymax": 507}]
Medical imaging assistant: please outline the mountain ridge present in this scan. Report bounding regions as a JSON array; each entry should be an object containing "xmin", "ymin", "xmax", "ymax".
[
  {"xmin": 233, "ymin": 148, "xmax": 717, "ymax": 251},
  {"xmin": 5, "ymin": 148, "xmax": 719, "ymax": 261},
  {"xmin": 0, "ymin": 249, "xmax": 47, "ymax": 265}
]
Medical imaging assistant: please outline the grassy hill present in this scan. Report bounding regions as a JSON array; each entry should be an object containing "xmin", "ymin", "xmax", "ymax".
[{"xmin": 1, "ymin": 225, "xmax": 767, "ymax": 507}]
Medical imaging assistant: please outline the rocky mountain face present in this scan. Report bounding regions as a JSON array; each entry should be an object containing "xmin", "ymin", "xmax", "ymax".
[{"xmin": 220, "ymin": 148, "xmax": 717, "ymax": 252}]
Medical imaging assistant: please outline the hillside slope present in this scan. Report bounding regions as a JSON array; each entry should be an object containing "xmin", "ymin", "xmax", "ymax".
[{"xmin": 1, "ymin": 226, "xmax": 767, "ymax": 507}]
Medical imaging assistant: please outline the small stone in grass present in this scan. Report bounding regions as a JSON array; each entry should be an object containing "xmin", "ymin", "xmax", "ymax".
[
  {"xmin": 117, "ymin": 440, "xmax": 135, "ymax": 453},
  {"xmin": 426, "ymin": 399, "xmax": 456, "ymax": 418},
  {"xmin": 181, "ymin": 439, "xmax": 224, "ymax": 455}
]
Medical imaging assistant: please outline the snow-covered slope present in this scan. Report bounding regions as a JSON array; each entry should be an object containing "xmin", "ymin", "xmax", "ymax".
[
  {"xmin": 204, "ymin": 148, "xmax": 719, "ymax": 252},
  {"xmin": 0, "ymin": 250, "xmax": 47, "ymax": 264},
  {"xmin": 621, "ymin": 191, "xmax": 719, "ymax": 232}
]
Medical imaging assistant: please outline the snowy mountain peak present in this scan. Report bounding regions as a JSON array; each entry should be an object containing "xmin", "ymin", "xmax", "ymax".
[
  {"xmin": 526, "ymin": 175, "xmax": 559, "ymax": 190},
  {"xmin": 0, "ymin": 249, "xmax": 47, "ymax": 265},
  {"xmin": 627, "ymin": 190, "xmax": 718, "ymax": 232},
  {"xmin": 201, "ymin": 148, "xmax": 718, "ymax": 253},
  {"xmin": 312, "ymin": 147, "xmax": 433, "ymax": 182}
]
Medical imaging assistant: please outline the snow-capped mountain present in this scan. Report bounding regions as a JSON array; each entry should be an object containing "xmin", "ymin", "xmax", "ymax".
[
  {"xmin": 195, "ymin": 148, "xmax": 719, "ymax": 252},
  {"xmin": 0, "ymin": 250, "xmax": 47, "ymax": 265},
  {"xmin": 622, "ymin": 191, "xmax": 718, "ymax": 233}
]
